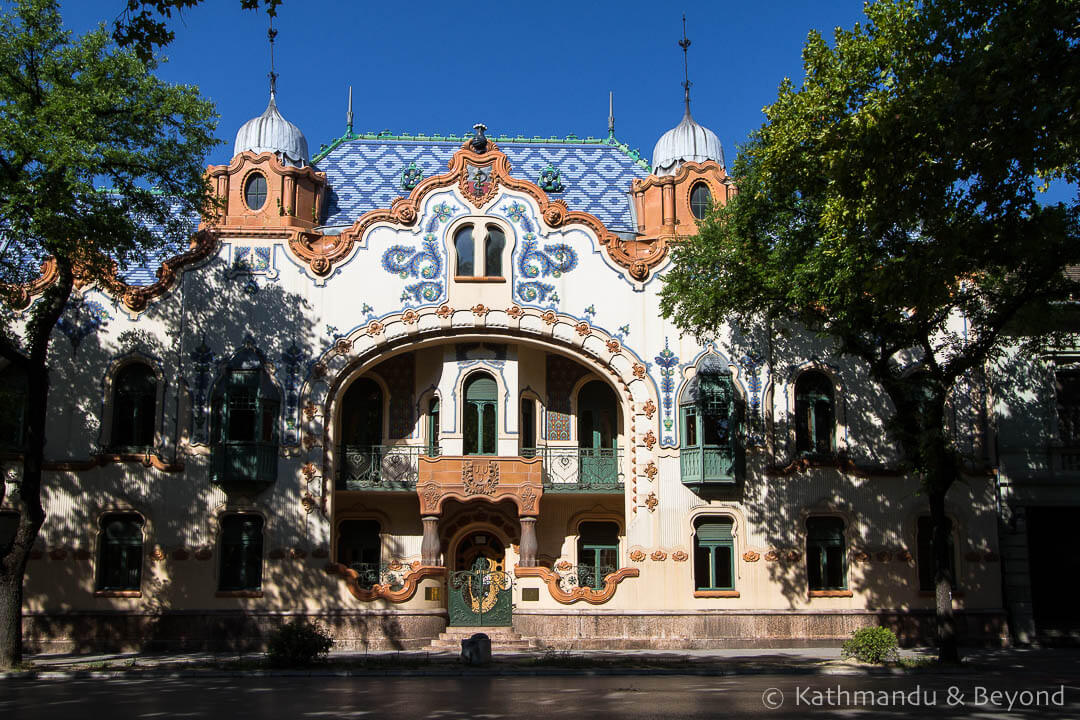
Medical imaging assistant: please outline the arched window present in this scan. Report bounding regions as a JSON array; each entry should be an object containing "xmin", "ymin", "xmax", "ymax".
[
  {"xmin": 337, "ymin": 519, "xmax": 381, "ymax": 587},
  {"xmin": 244, "ymin": 172, "xmax": 267, "ymax": 210},
  {"xmin": 427, "ymin": 397, "xmax": 441, "ymax": 456},
  {"xmin": 338, "ymin": 377, "xmax": 383, "ymax": 489},
  {"xmin": 0, "ymin": 364, "xmax": 28, "ymax": 451},
  {"xmin": 454, "ymin": 226, "xmax": 475, "ymax": 276},
  {"xmin": 806, "ymin": 517, "xmax": 846, "ymax": 591},
  {"xmin": 97, "ymin": 514, "xmax": 143, "ymax": 592},
  {"xmin": 463, "ymin": 372, "xmax": 497, "ymax": 455},
  {"xmin": 577, "ymin": 380, "xmax": 618, "ymax": 485},
  {"xmin": 577, "ymin": 521, "xmax": 619, "ymax": 590},
  {"xmin": 210, "ymin": 352, "xmax": 280, "ymax": 489},
  {"xmin": 219, "ymin": 515, "xmax": 263, "ymax": 592},
  {"xmin": 110, "ymin": 363, "xmax": 157, "ymax": 450},
  {"xmin": 680, "ymin": 357, "xmax": 739, "ymax": 486},
  {"xmin": 694, "ymin": 517, "xmax": 734, "ymax": 592},
  {"xmin": 795, "ymin": 371, "xmax": 836, "ymax": 455},
  {"xmin": 690, "ymin": 182, "xmax": 712, "ymax": 220},
  {"xmin": 454, "ymin": 223, "xmax": 506, "ymax": 278}
]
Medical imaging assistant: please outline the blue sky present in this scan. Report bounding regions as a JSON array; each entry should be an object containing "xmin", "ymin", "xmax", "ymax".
[{"xmin": 58, "ymin": 1, "xmax": 1074, "ymax": 205}]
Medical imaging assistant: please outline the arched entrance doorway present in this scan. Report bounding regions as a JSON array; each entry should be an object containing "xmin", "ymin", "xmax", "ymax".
[{"xmin": 448, "ymin": 529, "xmax": 512, "ymax": 626}]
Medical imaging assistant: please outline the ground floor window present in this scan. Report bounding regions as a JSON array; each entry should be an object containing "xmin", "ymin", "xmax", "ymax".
[
  {"xmin": 219, "ymin": 515, "xmax": 263, "ymax": 591},
  {"xmin": 694, "ymin": 517, "xmax": 734, "ymax": 591},
  {"xmin": 576, "ymin": 521, "xmax": 618, "ymax": 589},
  {"xmin": 337, "ymin": 519, "xmax": 381, "ymax": 586},
  {"xmin": 917, "ymin": 515, "xmax": 956, "ymax": 592},
  {"xmin": 97, "ymin": 514, "xmax": 144, "ymax": 591},
  {"xmin": 806, "ymin": 517, "xmax": 846, "ymax": 591}
]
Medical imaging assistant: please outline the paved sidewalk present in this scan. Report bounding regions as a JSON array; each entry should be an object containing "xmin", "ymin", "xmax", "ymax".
[{"xmin": 9, "ymin": 645, "xmax": 1077, "ymax": 679}]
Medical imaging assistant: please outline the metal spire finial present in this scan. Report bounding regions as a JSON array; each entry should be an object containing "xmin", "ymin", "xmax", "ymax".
[
  {"xmin": 267, "ymin": 13, "xmax": 279, "ymax": 99},
  {"xmin": 608, "ymin": 91, "xmax": 615, "ymax": 138},
  {"xmin": 679, "ymin": 13, "xmax": 692, "ymax": 114},
  {"xmin": 346, "ymin": 86, "xmax": 354, "ymax": 134}
]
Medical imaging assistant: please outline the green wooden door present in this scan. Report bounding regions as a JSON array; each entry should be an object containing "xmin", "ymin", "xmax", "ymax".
[
  {"xmin": 448, "ymin": 532, "xmax": 511, "ymax": 626},
  {"xmin": 577, "ymin": 381, "xmax": 618, "ymax": 486}
]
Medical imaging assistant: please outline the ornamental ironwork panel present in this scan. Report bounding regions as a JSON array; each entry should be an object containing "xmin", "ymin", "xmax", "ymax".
[
  {"xmin": 338, "ymin": 445, "xmax": 435, "ymax": 490},
  {"xmin": 448, "ymin": 557, "xmax": 512, "ymax": 627},
  {"xmin": 529, "ymin": 447, "xmax": 623, "ymax": 493}
]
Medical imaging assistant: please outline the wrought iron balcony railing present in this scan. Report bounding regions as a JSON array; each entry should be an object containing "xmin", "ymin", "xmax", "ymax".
[
  {"xmin": 548, "ymin": 563, "xmax": 619, "ymax": 592},
  {"xmin": 525, "ymin": 446, "xmax": 624, "ymax": 493},
  {"xmin": 337, "ymin": 445, "xmax": 436, "ymax": 490}
]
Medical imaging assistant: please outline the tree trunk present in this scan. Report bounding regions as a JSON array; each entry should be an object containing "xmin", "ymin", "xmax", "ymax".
[
  {"xmin": 0, "ymin": 555, "xmax": 28, "ymax": 668},
  {"xmin": 929, "ymin": 486, "xmax": 960, "ymax": 663}
]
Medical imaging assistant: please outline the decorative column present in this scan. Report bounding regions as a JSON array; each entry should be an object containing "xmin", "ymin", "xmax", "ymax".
[
  {"xmin": 421, "ymin": 515, "xmax": 441, "ymax": 566},
  {"xmin": 518, "ymin": 517, "xmax": 538, "ymax": 567}
]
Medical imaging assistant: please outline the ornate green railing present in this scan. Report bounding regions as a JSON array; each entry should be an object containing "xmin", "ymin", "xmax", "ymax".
[
  {"xmin": 526, "ymin": 447, "xmax": 623, "ymax": 493},
  {"xmin": 345, "ymin": 561, "xmax": 410, "ymax": 590},
  {"xmin": 210, "ymin": 442, "xmax": 278, "ymax": 489},
  {"xmin": 337, "ymin": 445, "xmax": 435, "ymax": 490},
  {"xmin": 547, "ymin": 564, "xmax": 618, "ymax": 592}
]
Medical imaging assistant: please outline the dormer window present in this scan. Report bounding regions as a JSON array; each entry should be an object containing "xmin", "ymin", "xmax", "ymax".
[
  {"xmin": 244, "ymin": 173, "xmax": 267, "ymax": 211},
  {"xmin": 454, "ymin": 224, "xmax": 505, "ymax": 280},
  {"xmin": 690, "ymin": 182, "xmax": 712, "ymax": 220}
]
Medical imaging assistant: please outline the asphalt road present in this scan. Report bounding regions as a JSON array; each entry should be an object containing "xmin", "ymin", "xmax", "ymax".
[{"xmin": 2, "ymin": 672, "xmax": 1079, "ymax": 719}]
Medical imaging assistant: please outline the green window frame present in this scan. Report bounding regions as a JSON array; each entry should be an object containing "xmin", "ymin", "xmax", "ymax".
[
  {"xmin": 689, "ymin": 182, "xmax": 712, "ymax": 220},
  {"xmin": 680, "ymin": 367, "xmax": 739, "ymax": 485},
  {"xmin": 917, "ymin": 515, "xmax": 956, "ymax": 592},
  {"xmin": 694, "ymin": 517, "xmax": 735, "ymax": 591},
  {"xmin": 806, "ymin": 517, "xmax": 847, "ymax": 591},
  {"xmin": 219, "ymin": 515, "xmax": 264, "ymax": 591},
  {"xmin": 427, "ymin": 397, "xmax": 440, "ymax": 456},
  {"xmin": 110, "ymin": 363, "xmax": 157, "ymax": 451},
  {"xmin": 337, "ymin": 519, "xmax": 381, "ymax": 587},
  {"xmin": 97, "ymin": 514, "xmax": 143, "ymax": 591},
  {"xmin": 0, "ymin": 364, "xmax": 28, "ymax": 451},
  {"xmin": 577, "ymin": 521, "xmax": 619, "ymax": 590},
  {"xmin": 463, "ymin": 373, "xmax": 498, "ymax": 455},
  {"xmin": 795, "ymin": 371, "xmax": 835, "ymax": 455},
  {"xmin": 210, "ymin": 365, "xmax": 280, "ymax": 487}
]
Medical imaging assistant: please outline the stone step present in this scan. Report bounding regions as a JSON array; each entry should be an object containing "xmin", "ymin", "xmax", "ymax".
[
  {"xmin": 426, "ymin": 626, "xmax": 542, "ymax": 652},
  {"xmin": 427, "ymin": 638, "xmax": 539, "ymax": 651}
]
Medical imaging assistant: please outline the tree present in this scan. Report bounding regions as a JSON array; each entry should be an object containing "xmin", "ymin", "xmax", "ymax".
[
  {"xmin": 661, "ymin": 0, "xmax": 1079, "ymax": 662},
  {"xmin": 0, "ymin": 0, "xmax": 217, "ymax": 668},
  {"xmin": 113, "ymin": 0, "xmax": 281, "ymax": 62}
]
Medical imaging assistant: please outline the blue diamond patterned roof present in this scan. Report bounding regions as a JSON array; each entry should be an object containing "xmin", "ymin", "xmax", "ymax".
[
  {"xmin": 116, "ymin": 198, "xmax": 200, "ymax": 286},
  {"xmin": 317, "ymin": 139, "xmax": 650, "ymax": 233}
]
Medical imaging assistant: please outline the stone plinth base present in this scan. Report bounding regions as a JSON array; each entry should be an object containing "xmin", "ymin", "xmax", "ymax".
[
  {"xmin": 512, "ymin": 609, "xmax": 1009, "ymax": 649},
  {"xmin": 23, "ymin": 609, "xmax": 448, "ymax": 654}
]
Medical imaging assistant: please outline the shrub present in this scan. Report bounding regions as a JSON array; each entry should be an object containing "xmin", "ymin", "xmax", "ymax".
[
  {"xmin": 266, "ymin": 618, "xmax": 334, "ymax": 667},
  {"xmin": 842, "ymin": 626, "xmax": 899, "ymax": 664}
]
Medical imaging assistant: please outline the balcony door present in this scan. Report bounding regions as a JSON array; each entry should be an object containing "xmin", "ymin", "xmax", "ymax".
[
  {"xmin": 577, "ymin": 380, "xmax": 618, "ymax": 485},
  {"xmin": 340, "ymin": 378, "xmax": 383, "ymax": 487}
]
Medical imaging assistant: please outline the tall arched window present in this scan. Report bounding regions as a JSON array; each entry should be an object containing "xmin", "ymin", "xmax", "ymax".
[
  {"xmin": 210, "ymin": 350, "xmax": 280, "ymax": 489},
  {"xmin": 219, "ymin": 515, "xmax": 263, "ymax": 592},
  {"xmin": 454, "ymin": 223, "xmax": 505, "ymax": 278},
  {"xmin": 463, "ymin": 372, "xmax": 497, "ymax": 455},
  {"xmin": 339, "ymin": 377, "xmax": 383, "ymax": 489},
  {"xmin": 97, "ymin": 514, "xmax": 143, "ymax": 592},
  {"xmin": 0, "ymin": 364, "xmax": 28, "ymax": 451},
  {"xmin": 427, "ymin": 397, "xmax": 441, "ymax": 457},
  {"xmin": 806, "ymin": 517, "xmax": 846, "ymax": 591},
  {"xmin": 577, "ymin": 380, "xmax": 618, "ymax": 485},
  {"xmin": 795, "ymin": 371, "xmax": 836, "ymax": 455},
  {"xmin": 690, "ymin": 182, "xmax": 712, "ymax": 220},
  {"xmin": 680, "ymin": 357, "xmax": 739, "ymax": 486},
  {"xmin": 110, "ymin": 363, "xmax": 157, "ymax": 450}
]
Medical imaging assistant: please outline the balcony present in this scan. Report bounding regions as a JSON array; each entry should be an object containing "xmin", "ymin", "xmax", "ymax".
[
  {"xmin": 527, "ymin": 447, "xmax": 624, "ymax": 493},
  {"xmin": 210, "ymin": 441, "xmax": 278, "ymax": 491},
  {"xmin": 680, "ymin": 445, "xmax": 737, "ymax": 488},
  {"xmin": 337, "ymin": 445, "xmax": 435, "ymax": 491}
]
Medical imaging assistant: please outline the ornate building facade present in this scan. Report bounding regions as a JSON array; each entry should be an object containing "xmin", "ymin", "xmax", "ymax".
[{"xmin": 0, "ymin": 86, "xmax": 1016, "ymax": 652}]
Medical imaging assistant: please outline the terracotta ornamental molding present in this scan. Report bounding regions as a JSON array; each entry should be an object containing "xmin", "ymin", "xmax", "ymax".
[
  {"xmin": 324, "ymin": 562, "xmax": 446, "ymax": 602},
  {"xmin": 514, "ymin": 565, "xmax": 640, "ymax": 605},
  {"xmin": 416, "ymin": 456, "xmax": 543, "ymax": 517}
]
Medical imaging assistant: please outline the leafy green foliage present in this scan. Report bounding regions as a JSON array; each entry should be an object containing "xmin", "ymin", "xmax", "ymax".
[
  {"xmin": 114, "ymin": 0, "xmax": 282, "ymax": 62},
  {"xmin": 661, "ymin": 0, "xmax": 1078, "ymax": 661},
  {"xmin": 266, "ymin": 618, "xmax": 334, "ymax": 667},
  {"xmin": 842, "ymin": 626, "xmax": 899, "ymax": 664}
]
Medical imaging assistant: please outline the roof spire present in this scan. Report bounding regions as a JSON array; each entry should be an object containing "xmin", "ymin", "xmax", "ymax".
[
  {"xmin": 679, "ymin": 13, "xmax": 692, "ymax": 115},
  {"xmin": 608, "ymin": 91, "xmax": 615, "ymax": 139},
  {"xmin": 267, "ymin": 12, "xmax": 278, "ymax": 99},
  {"xmin": 346, "ymin": 85, "xmax": 354, "ymax": 135}
]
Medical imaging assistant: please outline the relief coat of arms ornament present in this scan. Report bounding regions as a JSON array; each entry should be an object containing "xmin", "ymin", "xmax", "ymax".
[{"xmin": 463, "ymin": 460, "xmax": 500, "ymax": 496}]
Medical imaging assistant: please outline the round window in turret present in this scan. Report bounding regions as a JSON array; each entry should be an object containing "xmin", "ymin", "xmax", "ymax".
[
  {"xmin": 690, "ymin": 182, "xmax": 712, "ymax": 220},
  {"xmin": 244, "ymin": 173, "xmax": 268, "ymax": 211}
]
